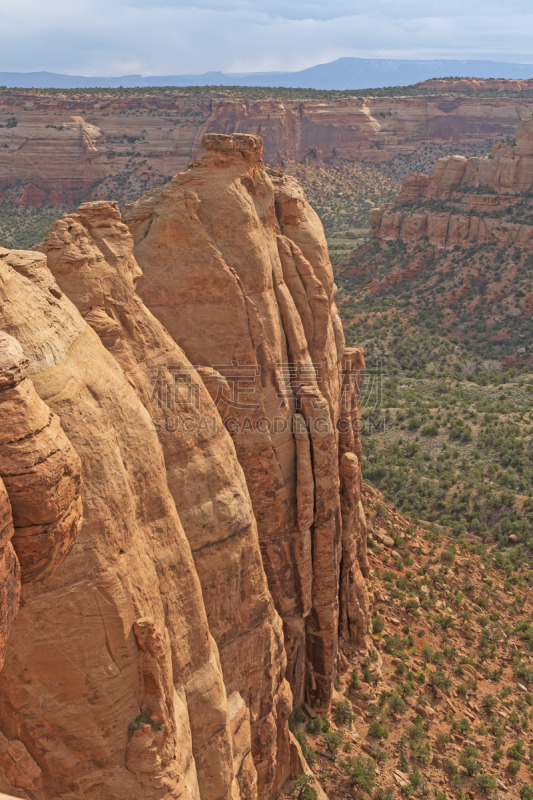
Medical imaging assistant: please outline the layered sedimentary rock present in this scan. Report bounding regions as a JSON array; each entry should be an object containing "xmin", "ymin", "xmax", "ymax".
[
  {"xmin": 39, "ymin": 199, "xmax": 292, "ymax": 798},
  {"xmin": 0, "ymin": 248, "xmax": 258, "ymax": 799},
  {"xmin": 418, "ymin": 78, "xmax": 533, "ymax": 93},
  {"xmin": 371, "ymin": 118, "xmax": 533, "ymax": 250},
  {"xmin": 0, "ymin": 315, "xmax": 82, "ymax": 584},
  {"xmin": 2, "ymin": 85, "xmax": 533, "ymax": 208},
  {"xmin": 0, "ymin": 477, "xmax": 18, "ymax": 672},
  {"xmin": 123, "ymin": 133, "xmax": 370, "ymax": 710}
]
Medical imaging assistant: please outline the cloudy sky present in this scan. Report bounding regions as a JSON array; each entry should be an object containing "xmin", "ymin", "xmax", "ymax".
[{"xmin": 1, "ymin": 0, "xmax": 532, "ymax": 76}]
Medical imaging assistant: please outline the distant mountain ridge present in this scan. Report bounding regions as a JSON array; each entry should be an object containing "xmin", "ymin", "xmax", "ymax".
[{"xmin": 2, "ymin": 57, "xmax": 533, "ymax": 90}]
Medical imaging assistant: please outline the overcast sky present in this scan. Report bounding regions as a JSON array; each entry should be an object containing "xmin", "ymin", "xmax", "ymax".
[{"xmin": 1, "ymin": 0, "xmax": 532, "ymax": 76}]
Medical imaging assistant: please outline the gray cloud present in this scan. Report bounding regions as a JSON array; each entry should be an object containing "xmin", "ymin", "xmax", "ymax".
[{"xmin": 0, "ymin": 0, "xmax": 532, "ymax": 75}]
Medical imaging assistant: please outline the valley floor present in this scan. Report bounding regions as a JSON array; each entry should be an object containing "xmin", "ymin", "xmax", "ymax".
[{"xmin": 284, "ymin": 487, "xmax": 533, "ymax": 800}]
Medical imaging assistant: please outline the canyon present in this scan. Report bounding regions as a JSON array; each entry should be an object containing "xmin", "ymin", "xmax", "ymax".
[
  {"xmin": 3, "ymin": 85, "xmax": 533, "ymax": 800},
  {"xmin": 370, "ymin": 115, "xmax": 533, "ymax": 249},
  {"xmin": 0, "ymin": 132, "xmax": 368, "ymax": 799},
  {"xmin": 1, "ymin": 81, "xmax": 533, "ymax": 210},
  {"xmin": 336, "ymin": 116, "xmax": 533, "ymax": 365}
]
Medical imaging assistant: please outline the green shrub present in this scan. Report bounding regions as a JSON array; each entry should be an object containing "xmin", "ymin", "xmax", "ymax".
[
  {"xmin": 307, "ymin": 715, "xmax": 329, "ymax": 734},
  {"xmin": 374, "ymin": 789, "xmax": 395, "ymax": 800},
  {"xmin": 349, "ymin": 667, "xmax": 360, "ymax": 689},
  {"xmin": 421, "ymin": 643, "xmax": 434, "ymax": 661},
  {"xmin": 459, "ymin": 754, "xmax": 481, "ymax": 777},
  {"xmin": 441, "ymin": 549, "xmax": 455, "ymax": 565},
  {"xmin": 410, "ymin": 766, "xmax": 422, "ymax": 789},
  {"xmin": 453, "ymin": 717, "xmax": 472, "ymax": 735},
  {"xmin": 429, "ymin": 669, "xmax": 451, "ymax": 693},
  {"xmin": 476, "ymin": 774, "xmax": 497, "ymax": 794},
  {"xmin": 372, "ymin": 615, "xmax": 384, "ymax": 635},
  {"xmin": 295, "ymin": 731, "xmax": 316, "ymax": 766},
  {"xmin": 289, "ymin": 705, "xmax": 304, "ymax": 731},
  {"xmin": 332, "ymin": 699, "xmax": 355, "ymax": 727},
  {"xmin": 368, "ymin": 721, "xmax": 389, "ymax": 740},
  {"xmin": 321, "ymin": 731, "xmax": 343, "ymax": 755},
  {"xmin": 507, "ymin": 740, "xmax": 524, "ymax": 761},
  {"xmin": 341, "ymin": 755, "xmax": 376, "ymax": 796},
  {"xmin": 482, "ymin": 694, "xmax": 498, "ymax": 712},
  {"xmin": 291, "ymin": 774, "xmax": 317, "ymax": 800},
  {"xmin": 407, "ymin": 718, "xmax": 425, "ymax": 742},
  {"xmin": 388, "ymin": 692, "xmax": 407, "ymax": 717},
  {"xmin": 507, "ymin": 759, "xmax": 521, "ymax": 776}
]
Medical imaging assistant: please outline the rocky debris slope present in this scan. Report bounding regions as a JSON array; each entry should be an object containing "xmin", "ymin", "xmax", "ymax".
[
  {"xmin": 38, "ymin": 198, "xmax": 293, "ymax": 798},
  {"xmin": 1, "ymin": 86, "xmax": 533, "ymax": 209},
  {"xmin": 284, "ymin": 487, "xmax": 533, "ymax": 800},
  {"xmin": 123, "ymin": 133, "xmax": 370, "ymax": 713}
]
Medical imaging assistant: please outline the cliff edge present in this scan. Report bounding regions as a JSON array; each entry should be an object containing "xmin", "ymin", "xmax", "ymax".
[{"xmin": 0, "ymin": 135, "xmax": 369, "ymax": 799}]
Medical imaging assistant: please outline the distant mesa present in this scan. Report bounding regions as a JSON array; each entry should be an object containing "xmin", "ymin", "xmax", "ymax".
[{"xmin": 1, "ymin": 56, "xmax": 533, "ymax": 90}]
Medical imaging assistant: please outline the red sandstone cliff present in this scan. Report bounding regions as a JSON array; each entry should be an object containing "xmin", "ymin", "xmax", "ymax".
[
  {"xmin": 418, "ymin": 78, "xmax": 533, "ymax": 93},
  {"xmin": 123, "ymin": 133, "xmax": 370, "ymax": 710},
  {"xmin": 0, "ymin": 246, "xmax": 249, "ymax": 799},
  {"xmin": 1, "ymin": 85, "xmax": 533, "ymax": 208},
  {"xmin": 371, "ymin": 117, "xmax": 533, "ymax": 250},
  {"xmin": 0, "ymin": 138, "xmax": 369, "ymax": 799},
  {"xmin": 38, "ymin": 198, "xmax": 292, "ymax": 798}
]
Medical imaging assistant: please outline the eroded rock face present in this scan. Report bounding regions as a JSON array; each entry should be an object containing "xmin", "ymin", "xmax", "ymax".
[
  {"xmin": 2, "ymin": 87, "xmax": 533, "ymax": 209},
  {"xmin": 0, "ymin": 250, "xmax": 246, "ymax": 800},
  {"xmin": 0, "ymin": 338, "xmax": 21, "ymax": 672},
  {"xmin": 124, "ymin": 133, "xmax": 370, "ymax": 710},
  {"xmin": 39, "ymin": 198, "xmax": 292, "ymax": 798},
  {"xmin": 0, "ymin": 136, "xmax": 368, "ymax": 798},
  {"xmin": 0, "ymin": 478, "xmax": 19, "ymax": 672},
  {"xmin": 0, "ymin": 321, "xmax": 82, "ymax": 584},
  {"xmin": 371, "ymin": 119, "xmax": 533, "ymax": 250}
]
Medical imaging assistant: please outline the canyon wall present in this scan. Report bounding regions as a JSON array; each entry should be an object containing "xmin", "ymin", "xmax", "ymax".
[
  {"xmin": 418, "ymin": 78, "xmax": 533, "ymax": 93},
  {"xmin": 0, "ymin": 138, "xmax": 369, "ymax": 799},
  {"xmin": 38, "ymin": 198, "xmax": 292, "ymax": 798},
  {"xmin": 0, "ymin": 247, "xmax": 251, "ymax": 800},
  {"xmin": 371, "ymin": 117, "xmax": 533, "ymax": 250},
  {"xmin": 1, "ymin": 85, "xmax": 533, "ymax": 208},
  {"xmin": 123, "ymin": 132, "xmax": 369, "ymax": 710}
]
